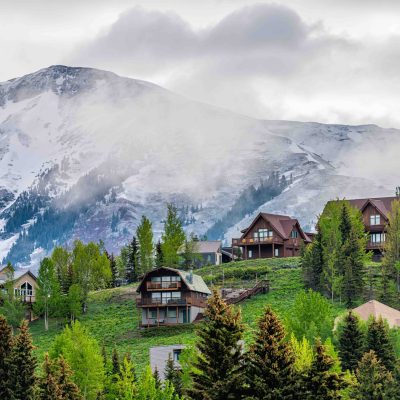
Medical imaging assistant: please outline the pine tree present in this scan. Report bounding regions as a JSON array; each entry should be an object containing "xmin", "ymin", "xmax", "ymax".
[
  {"xmin": 112, "ymin": 348, "xmax": 120, "ymax": 377},
  {"xmin": 153, "ymin": 367, "xmax": 161, "ymax": 389},
  {"xmin": 136, "ymin": 215, "xmax": 154, "ymax": 275},
  {"xmin": 57, "ymin": 356, "xmax": 82, "ymax": 400},
  {"xmin": 126, "ymin": 237, "xmax": 139, "ymax": 283},
  {"xmin": 108, "ymin": 253, "xmax": 118, "ymax": 288},
  {"xmin": 38, "ymin": 354, "xmax": 63, "ymax": 400},
  {"xmin": 155, "ymin": 240, "xmax": 163, "ymax": 267},
  {"xmin": 165, "ymin": 354, "xmax": 184, "ymax": 396},
  {"xmin": 161, "ymin": 204, "xmax": 186, "ymax": 267},
  {"xmin": 190, "ymin": 291, "xmax": 244, "ymax": 400},
  {"xmin": 337, "ymin": 311, "xmax": 364, "ymax": 371},
  {"xmin": 365, "ymin": 317, "xmax": 396, "ymax": 371},
  {"xmin": 352, "ymin": 351, "xmax": 393, "ymax": 400},
  {"xmin": 12, "ymin": 320, "xmax": 37, "ymax": 400},
  {"xmin": 339, "ymin": 202, "xmax": 352, "ymax": 245},
  {"xmin": 244, "ymin": 306, "xmax": 297, "ymax": 400},
  {"xmin": 303, "ymin": 340, "xmax": 347, "ymax": 400},
  {"xmin": 0, "ymin": 315, "xmax": 15, "ymax": 400},
  {"xmin": 301, "ymin": 228, "xmax": 324, "ymax": 292}
]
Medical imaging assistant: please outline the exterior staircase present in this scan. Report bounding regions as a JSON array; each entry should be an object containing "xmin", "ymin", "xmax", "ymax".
[{"xmin": 223, "ymin": 280, "xmax": 270, "ymax": 305}]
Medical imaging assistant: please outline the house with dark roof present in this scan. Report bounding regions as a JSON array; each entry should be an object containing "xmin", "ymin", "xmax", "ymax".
[
  {"xmin": 136, "ymin": 267, "xmax": 211, "ymax": 327},
  {"xmin": 231, "ymin": 213, "xmax": 311, "ymax": 259},
  {"xmin": 346, "ymin": 196, "xmax": 398, "ymax": 259}
]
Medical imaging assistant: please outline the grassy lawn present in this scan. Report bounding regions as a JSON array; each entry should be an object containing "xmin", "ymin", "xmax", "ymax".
[{"xmin": 29, "ymin": 257, "xmax": 349, "ymax": 371}]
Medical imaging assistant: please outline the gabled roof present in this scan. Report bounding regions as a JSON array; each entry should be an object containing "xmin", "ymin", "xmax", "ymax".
[
  {"xmin": 241, "ymin": 212, "xmax": 311, "ymax": 242},
  {"xmin": 353, "ymin": 300, "xmax": 400, "ymax": 328},
  {"xmin": 0, "ymin": 269, "xmax": 37, "ymax": 285},
  {"xmin": 195, "ymin": 241, "xmax": 221, "ymax": 254},
  {"xmin": 347, "ymin": 196, "xmax": 398, "ymax": 221},
  {"xmin": 136, "ymin": 267, "xmax": 211, "ymax": 295}
]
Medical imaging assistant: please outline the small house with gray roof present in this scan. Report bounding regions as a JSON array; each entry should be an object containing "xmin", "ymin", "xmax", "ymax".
[{"xmin": 136, "ymin": 267, "xmax": 211, "ymax": 327}]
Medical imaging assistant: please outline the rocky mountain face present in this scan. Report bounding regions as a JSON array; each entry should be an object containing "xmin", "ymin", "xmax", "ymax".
[{"xmin": 0, "ymin": 65, "xmax": 397, "ymax": 267}]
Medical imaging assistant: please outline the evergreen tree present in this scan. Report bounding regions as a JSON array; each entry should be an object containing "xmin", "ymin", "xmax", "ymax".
[
  {"xmin": 303, "ymin": 340, "xmax": 347, "ymax": 400},
  {"xmin": 57, "ymin": 356, "xmax": 83, "ymax": 400},
  {"xmin": 137, "ymin": 215, "xmax": 154, "ymax": 275},
  {"xmin": 365, "ymin": 317, "xmax": 396, "ymax": 371},
  {"xmin": 112, "ymin": 348, "xmax": 120, "ymax": 377},
  {"xmin": 0, "ymin": 315, "xmax": 15, "ymax": 400},
  {"xmin": 161, "ymin": 204, "xmax": 186, "ymax": 267},
  {"xmin": 339, "ymin": 202, "xmax": 352, "ymax": 245},
  {"xmin": 153, "ymin": 367, "xmax": 161, "ymax": 389},
  {"xmin": 342, "ymin": 227, "xmax": 365, "ymax": 307},
  {"xmin": 181, "ymin": 235, "xmax": 201, "ymax": 270},
  {"xmin": 190, "ymin": 291, "xmax": 244, "ymax": 400},
  {"xmin": 12, "ymin": 320, "xmax": 37, "ymax": 400},
  {"xmin": 301, "ymin": 228, "xmax": 323, "ymax": 292},
  {"xmin": 165, "ymin": 354, "xmax": 184, "ymax": 397},
  {"xmin": 126, "ymin": 237, "xmax": 139, "ymax": 283},
  {"xmin": 155, "ymin": 240, "xmax": 163, "ymax": 268},
  {"xmin": 337, "ymin": 311, "xmax": 365, "ymax": 371},
  {"xmin": 108, "ymin": 253, "xmax": 118, "ymax": 288},
  {"xmin": 383, "ymin": 199, "xmax": 400, "ymax": 295},
  {"xmin": 352, "ymin": 351, "xmax": 393, "ymax": 400},
  {"xmin": 38, "ymin": 354, "xmax": 63, "ymax": 400},
  {"xmin": 244, "ymin": 306, "xmax": 297, "ymax": 400}
]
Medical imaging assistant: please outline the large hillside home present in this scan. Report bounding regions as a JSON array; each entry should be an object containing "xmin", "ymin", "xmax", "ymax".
[
  {"xmin": 0, "ymin": 266, "xmax": 37, "ymax": 303},
  {"xmin": 232, "ymin": 213, "xmax": 312, "ymax": 259},
  {"xmin": 346, "ymin": 196, "xmax": 398, "ymax": 260},
  {"xmin": 136, "ymin": 267, "xmax": 211, "ymax": 328}
]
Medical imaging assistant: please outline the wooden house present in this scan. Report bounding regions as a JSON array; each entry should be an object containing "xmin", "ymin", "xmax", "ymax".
[
  {"xmin": 346, "ymin": 196, "xmax": 398, "ymax": 259},
  {"xmin": 136, "ymin": 267, "xmax": 211, "ymax": 327},
  {"xmin": 0, "ymin": 265, "xmax": 37, "ymax": 303},
  {"xmin": 231, "ymin": 212, "xmax": 311, "ymax": 259},
  {"xmin": 150, "ymin": 345, "xmax": 186, "ymax": 380}
]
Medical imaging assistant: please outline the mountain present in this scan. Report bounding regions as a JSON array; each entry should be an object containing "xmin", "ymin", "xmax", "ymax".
[{"xmin": 0, "ymin": 65, "xmax": 397, "ymax": 267}]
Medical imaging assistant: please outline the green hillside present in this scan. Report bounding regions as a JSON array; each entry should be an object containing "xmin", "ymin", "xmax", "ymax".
[{"xmin": 29, "ymin": 258, "xmax": 345, "ymax": 370}]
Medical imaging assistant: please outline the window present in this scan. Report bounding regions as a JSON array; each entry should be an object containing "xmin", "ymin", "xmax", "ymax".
[
  {"xmin": 274, "ymin": 248, "xmax": 279, "ymax": 257},
  {"xmin": 168, "ymin": 309, "xmax": 177, "ymax": 318},
  {"xmin": 248, "ymin": 250, "xmax": 253, "ymax": 258},
  {"xmin": 370, "ymin": 215, "xmax": 381, "ymax": 225},
  {"xmin": 151, "ymin": 292, "xmax": 161, "ymax": 303},
  {"xmin": 291, "ymin": 230, "xmax": 298, "ymax": 238},
  {"xmin": 371, "ymin": 233, "xmax": 385, "ymax": 244},
  {"xmin": 161, "ymin": 291, "xmax": 181, "ymax": 304},
  {"xmin": 20, "ymin": 282, "xmax": 33, "ymax": 296},
  {"xmin": 258, "ymin": 229, "xmax": 273, "ymax": 239},
  {"xmin": 173, "ymin": 349, "xmax": 182, "ymax": 362},
  {"xmin": 207, "ymin": 255, "xmax": 212, "ymax": 263},
  {"xmin": 149, "ymin": 309, "xmax": 157, "ymax": 319}
]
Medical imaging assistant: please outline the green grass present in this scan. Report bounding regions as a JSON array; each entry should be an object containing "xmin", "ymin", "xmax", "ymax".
[{"xmin": 29, "ymin": 258, "xmax": 348, "ymax": 371}]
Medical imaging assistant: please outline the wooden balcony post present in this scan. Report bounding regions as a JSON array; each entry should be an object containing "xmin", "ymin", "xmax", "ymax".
[
  {"xmin": 157, "ymin": 307, "xmax": 159, "ymax": 327},
  {"xmin": 272, "ymin": 243, "xmax": 275, "ymax": 258},
  {"xmin": 258, "ymin": 244, "xmax": 261, "ymax": 259},
  {"xmin": 176, "ymin": 306, "xmax": 178, "ymax": 324}
]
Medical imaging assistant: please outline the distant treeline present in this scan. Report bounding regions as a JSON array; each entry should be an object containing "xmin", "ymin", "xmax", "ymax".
[{"xmin": 206, "ymin": 171, "xmax": 292, "ymax": 240}]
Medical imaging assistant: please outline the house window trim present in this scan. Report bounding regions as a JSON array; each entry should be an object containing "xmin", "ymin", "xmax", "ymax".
[{"xmin": 370, "ymin": 214, "xmax": 381, "ymax": 226}]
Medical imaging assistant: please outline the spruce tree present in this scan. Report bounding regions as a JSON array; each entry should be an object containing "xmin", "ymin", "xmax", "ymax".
[
  {"xmin": 108, "ymin": 253, "xmax": 118, "ymax": 288},
  {"xmin": 155, "ymin": 240, "xmax": 163, "ymax": 267},
  {"xmin": 244, "ymin": 306, "xmax": 297, "ymax": 400},
  {"xmin": 352, "ymin": 350, "xmax": 393, "ymax": 400},
  {"xmin": 153, "ymin": 367, "xmax": 161, "ymax": 389},
  {"xmin": 0, "ymin": 315, "xmax": 15, "ymax": 400},
  {"xmin": 12, "ymin": 320, "xmax": 37, "ymax": 400},
  {"xmin": 112, "ymin": 348, "xmax": 120, "ymax": 376},
  {"xmin": 126, "ymin": 237, "xmax": 139, "ymax": 283},
  {"xmin": 339, "ymin": 202, "xmax": 352, "ymax": 245},
  {"xmin": 165, "ymin": 354, "xmax": 184, "ymax": 396},
  {"xmin": 190, "ymin": 290, "xmax": 244, "ymax": 400},
  {"xmin": 337, "ymin": 311, "xmax": 364, "ymax": 371},
  {"xmin": 38, "ymin": 354, "xmax": 63, "ymax": 400},
  {"xmin": 301, "ymin": 228, "xmax": 323, "ymax": 292},
  {"xmin": 365, "ymin": 317, "xmax": 396, "ymax": 371},
  {"xmin": 303, "ymin": 340, "xmax": 346, "ymax": 400},
  {"xmin": 57, "ymin": 356, "xmax": 82, "ymax": 399}
]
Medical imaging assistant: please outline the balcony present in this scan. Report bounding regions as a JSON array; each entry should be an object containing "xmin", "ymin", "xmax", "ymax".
[
  {"xmin": 232, "ymin": 237, "xmax": 284, "ymax": 245},
  {"xmin": 137, "ymin": 296, "xmax": 207, "ymax": 308},
  {"xmin": 367, "ymin": 241, "xmax": 385, "ymax": 250},
  {"xmin": 146, "ymin": 281, "xmax": 182, "ymax": 291}
]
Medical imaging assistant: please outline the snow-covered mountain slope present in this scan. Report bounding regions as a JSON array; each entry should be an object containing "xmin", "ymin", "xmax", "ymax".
[{"xmin": 0, "ymin": 66, "xmax": 398, "ymax": 266}]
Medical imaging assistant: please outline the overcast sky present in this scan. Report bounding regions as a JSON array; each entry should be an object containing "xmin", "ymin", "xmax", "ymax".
[{"xmin": 2, "ymin": 0, "xmax": 400, "ymax": 127}]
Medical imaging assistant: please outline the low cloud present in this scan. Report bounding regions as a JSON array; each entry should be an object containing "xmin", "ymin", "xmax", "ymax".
[{"xmin": 71, "ymin": 3, "xmax": 400, "ymax": 127}]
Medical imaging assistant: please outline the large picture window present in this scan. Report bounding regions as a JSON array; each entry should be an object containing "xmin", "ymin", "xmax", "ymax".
[
  {"xmin": 370, "ymin": 233, "xmax": 385, "ymax": 244},
  {"xmin": 255, "ymin": 229, "xmax": 273, "ymax": 239}
]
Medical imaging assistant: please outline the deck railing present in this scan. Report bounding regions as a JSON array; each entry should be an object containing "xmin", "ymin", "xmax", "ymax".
[
  {"xmin": 146, "ymin": 281, "xmax": 181, "ymax": 290},
  {"xmin": 137, "ymin": 296, "xmax": 207, "ymax": 308}
]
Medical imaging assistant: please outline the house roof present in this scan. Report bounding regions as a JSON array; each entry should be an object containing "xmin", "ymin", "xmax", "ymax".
[
  {"xmin": 195, "ymin": 241, "xmax": 221, "ymax": 254},
  {"xmin": 352, "ymin": 300, "xmax": 400, "ymax": 328},
  {"xmin": 241, "ymin": 212, "xmax": 311, "ymax": 242},
  {"xmin": 347, "ymin": 196, "xmax": 398, "ymax": 221},
  {"xmin": 136, "ymin": 267, "xmax": 211, "ymax": 295},
  {"xmin": 0, "ymin": 269, "xmax": 37, "ymax": 285}
]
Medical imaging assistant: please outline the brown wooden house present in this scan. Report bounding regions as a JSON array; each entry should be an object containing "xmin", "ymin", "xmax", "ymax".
[
  {"xmin": 346, "ymin": 196, "xmax": 398, "ymax": 259},
  {"xmin": 136, "ymin": 267, "xmax": 211, "ymax": 328},
  {"xmin": 232, "ymin": 213, "xmax": 312, "ymax": 260}
]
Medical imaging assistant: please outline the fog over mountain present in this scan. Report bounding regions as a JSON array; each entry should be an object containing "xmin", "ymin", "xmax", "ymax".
[{"xmin": 0, "ymin": 66, "xmax": 397, "ymax": 267}]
